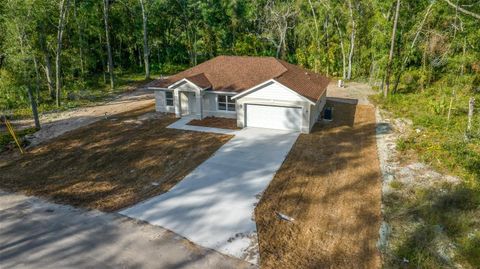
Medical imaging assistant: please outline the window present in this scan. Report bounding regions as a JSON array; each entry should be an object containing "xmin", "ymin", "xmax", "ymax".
[
  {"xmin": 217, "ymin": 95, "xmax": 235, "ymax": 112},
  {"xmin": 165, "ymin": 91, "xmax": 174, "ymax": 106}
]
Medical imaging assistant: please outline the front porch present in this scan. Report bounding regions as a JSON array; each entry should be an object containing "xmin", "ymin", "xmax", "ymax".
[{"xmin": 175, "ymin": 90, "xmax": 203, "ymax": 119}]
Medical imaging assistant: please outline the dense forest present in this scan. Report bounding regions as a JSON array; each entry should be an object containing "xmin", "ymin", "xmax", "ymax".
[
  {"xmin": 1, "ymin": 0, "xmax": 479, "ymax": 267},
  {"xmin": 1, "ymin": 0, "xmax": 478, "ymax": 113}
]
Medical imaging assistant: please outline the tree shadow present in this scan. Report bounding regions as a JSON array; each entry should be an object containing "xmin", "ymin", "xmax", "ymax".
[
  {"xmin": 0, "ymin": 191, "xmax": 252, "ymax": 268},
  {"xmin": 255, "ymin": 101, "xmax": 382, "ymax": 269},
  {"xmin": 0, "ymin": 105, "xmax": 231, "ymax": 212},
  {"xmin": 384, "ymin": 184, "xmax": 480, "ymax": 268}
]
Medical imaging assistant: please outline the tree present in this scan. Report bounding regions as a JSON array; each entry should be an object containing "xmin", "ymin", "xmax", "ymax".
[
  {"xmin": 307, "ymin": 0, "xmax": 321, "ymax": 73},
  {"xmin": 73, "ymin": 0, "xmax": 85, "ymax": 76},
  {"xmin": 261, "ymin": 0, "xmax": 297, "ymax": 59},
  {"xmin": 335, "ymin": 17, "xmax": 347, "ymax": 80},
  {"xmin": 3, "ymin": 0, "xmax": 42, "ymax": 128},
  {"xmin": 27, "ymin": 85, "xmax": 41, "ymax": 129},
  {"xmin": 139, "ymin": 0, "xmax": 150, "ymax": 79},
  {"xmin": 55, "ymin": 0, "xmax": 71, "ymax": 107},
  {"xmin": 393, "ymin": 2, "xmax": 434, "ymax": 93},
  {"xmin": 103, "ymin": 0, "xmax": 114, "ymax": 90},
  {"xmin": 384, "ymin": 0, "xmax": 401, "ymax": 98},
  {"xmin": 39, "ymin": 23, "xmax": 55, "ymax": 99},
  {"xmin": 346, "ymin": 0, "xmax": 355, "ymax": 80}
]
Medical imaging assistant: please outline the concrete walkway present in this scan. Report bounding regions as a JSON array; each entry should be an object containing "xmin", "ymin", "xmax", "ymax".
[
  {"xmin": 121, "ymin": 127, "xmax": 300, "ymax": 264},
  {"xmin": 167, "ymin": 115, "xmax": 238, "ymax": 135},
  {"xmin": 0, "ymin": 191, "xmax": 254, "ymax": 269}
]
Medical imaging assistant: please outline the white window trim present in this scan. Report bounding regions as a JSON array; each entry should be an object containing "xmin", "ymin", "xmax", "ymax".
[
  {"xmin": 216, "ymin": 94, "xmax": 236, "ymax": 113},
  {"xmin": 165, "ymin": 91, "xmax": 174, "ymax": 107}
]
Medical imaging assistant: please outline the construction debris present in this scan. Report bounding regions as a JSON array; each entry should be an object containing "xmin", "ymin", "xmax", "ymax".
[{"xmin": 275, "ymin": 211, "xmax": 295, "ymax": 222}]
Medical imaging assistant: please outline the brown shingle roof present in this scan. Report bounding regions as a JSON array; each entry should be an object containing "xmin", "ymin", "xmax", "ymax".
[
  {"xmin": 185, "ymin": 73, "xmax": 212, "ymax": 89},
  {"xmin": 149, "ymin": 56, "xmax": 330, "ymax": 102},
  {"xmin": 275, "ymin": 60, "xmax": 330, "ymax": 102}
]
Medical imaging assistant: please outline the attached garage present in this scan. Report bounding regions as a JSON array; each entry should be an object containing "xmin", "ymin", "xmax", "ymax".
[
  {"xmin": 234, "ymin": 79, "xmax": 326, "ymax": 134},
  {"xmin": 245, "ymin": 104, "xmax": 302, "ymax": 131}
]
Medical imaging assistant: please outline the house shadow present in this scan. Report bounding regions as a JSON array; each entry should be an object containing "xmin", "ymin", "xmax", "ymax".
[{"xmin": 314, "ymin": 98, "xmax": 359, "ymax": 130}]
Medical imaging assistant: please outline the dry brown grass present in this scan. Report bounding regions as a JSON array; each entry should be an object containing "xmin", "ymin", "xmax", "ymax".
[
  {"xmin": 187, "ymin": 116, "xmax": 239, "ymax": 130},
  {"xmin": 0, "ymin": 105, "xmax": 231, "ymax": 212},
  {"xmin": 256, "ymin": 101, "xmax": 382, "ymax": 269}
]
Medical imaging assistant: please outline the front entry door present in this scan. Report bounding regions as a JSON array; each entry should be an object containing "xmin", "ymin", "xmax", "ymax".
[{"xmin": 188, "ymin": 93, "xmax": 196, "ymax": 114}]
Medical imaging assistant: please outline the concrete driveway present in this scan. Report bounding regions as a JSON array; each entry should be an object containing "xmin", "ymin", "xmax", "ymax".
[{"xmin": 121, "ymin": 127, "xmax": 300, "ymax": 264}]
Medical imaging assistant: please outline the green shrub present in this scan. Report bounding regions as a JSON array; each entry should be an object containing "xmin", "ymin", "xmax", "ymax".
[
  {"xmin": 389, "ymin": 180, "xmax": 404, "ymax": 190},
  {"xmin": 459, "ymin": 232, "xmax": 480, "ymax": 266},
  {"xmin": 470, "ymin": 75, "xmax": 480, "ymax": 94},
  {"xmin": 400, "ymin": 69, "xmax": 422, "ymax": 93}
]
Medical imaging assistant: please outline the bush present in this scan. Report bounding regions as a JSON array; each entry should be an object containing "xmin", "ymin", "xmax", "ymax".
[
  {"xmin": 0, "ymin": 70, "xmax": 28, "ymax": 111},
  {"xmin": 470, "ymin": 75, "xmax": 480, "ymax": 94},
  {"xmin": 399, "ymin": 69, "xmax": 422, "ymax": 93}
]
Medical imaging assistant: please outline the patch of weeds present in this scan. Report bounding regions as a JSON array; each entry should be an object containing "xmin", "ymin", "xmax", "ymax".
[
  {"xmin": 393, "ymin": 224, "xmax": 442, "ymax": 268},
  {"xmin": 378, "ymin": 78, "xmax": 480, "ymax": 268},
  {"xmin": 442, "ymin": 142, "xmax": 480, "ymax": 183},
  {"xmin": 458, "ymin": 232, "xmax": 480, "ymax": 266},
  {"xmin": 396, "ymin": 136, "xmax": 415, "ymax": 151},
  {"xmin": 385, "ymin": 184, "xmax": 480, "ymax": 268},
  {"xmin": 0, "ymin": 127, "xmax": 36, "ymax": 152},
  {"xmin": 390, "ymin": 180, "xmax": 404, "ymax": 190}
]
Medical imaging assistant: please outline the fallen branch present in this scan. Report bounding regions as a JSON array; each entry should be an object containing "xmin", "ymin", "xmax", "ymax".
[{"xmin": 443, "ymin": 0, "xmax": 480, "ymax": 20}]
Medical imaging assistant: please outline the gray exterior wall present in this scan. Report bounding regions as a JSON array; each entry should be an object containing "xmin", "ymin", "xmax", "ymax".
[
  {"xmin": 202, "ymin": 92, "xmax": 237, "ymax": 119},
  {"xmin": 154, "ymin": 81, "xmax": 326, "ymax": 134},
  {"xmin": 309, "ymin": 91, "xmax": 327, "ymax": 130},
  {"xmin": 155, "ymin": 89, "xmax": 236, "ymax": 119},
  {"xmin": 154, "ymin": 90, "xmax": 175, "ymax": 113}
]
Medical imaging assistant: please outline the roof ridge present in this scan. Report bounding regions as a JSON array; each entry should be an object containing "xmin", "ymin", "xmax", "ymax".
[
  {"xmin": 185, "ymin": 72, "xmax": 206, "ymax": 77},
  {"xmin": 217, "ymin": 55, "xmax": 276, "ymax": 59},
  {"xmin": 273, "ymin": 58, "xmax": 291, "ymax": 79},
  {"xmin": 276, "ymin": 59, "xmax": 319, "ymax": 77}
]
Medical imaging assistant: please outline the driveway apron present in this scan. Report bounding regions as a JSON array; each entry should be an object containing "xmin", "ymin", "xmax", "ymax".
[{"xmin": 120, "ymin": 127, "xmax": 299, "ymax": 264}]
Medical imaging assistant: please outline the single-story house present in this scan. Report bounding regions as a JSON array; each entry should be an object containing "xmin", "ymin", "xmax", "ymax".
[{"xmin": 147, "ymin": 56, "xmax": 330, "ymax": 133}]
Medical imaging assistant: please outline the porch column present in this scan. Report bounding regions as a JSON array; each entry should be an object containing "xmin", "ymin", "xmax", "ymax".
[
  {"xmin": 195, "ymin": 91, "xmax": 203, "ymax": 119},
  {"xmin": 174, "ymin": 89, "xmax": 181, "ymax": 118}
]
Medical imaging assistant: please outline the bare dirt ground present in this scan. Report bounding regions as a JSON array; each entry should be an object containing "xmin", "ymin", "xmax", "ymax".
[
  {"xmin": 6, "ymin": 87, "xmax": 155, "ymax": 147},
  {"xmin": 188, "ymin": 116, "xmax": 240, "ymax": 130},
  {"xmin": 256, "ymin": 101, "xmax": 382, "ymax": 269},
  {"xmin": 327, "ymin": 81, "xmax": 376, "ymax": 105},
  {"xmin": 0, "ymin": 105, "xmax": 231, "ymax": 212}
]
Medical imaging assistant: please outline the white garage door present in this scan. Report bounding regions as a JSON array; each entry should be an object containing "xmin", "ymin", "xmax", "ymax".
[{"xmin": 245, "ymin": 104, "xmax": 302, "ymax": 131}]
